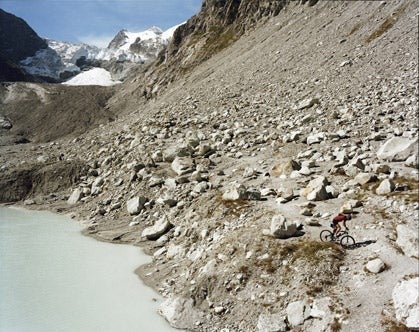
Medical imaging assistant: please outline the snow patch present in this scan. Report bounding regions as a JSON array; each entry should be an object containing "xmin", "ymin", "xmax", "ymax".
[{"xmin": 62, "ymin": 68, "xmax": 121, "ymax": 86}]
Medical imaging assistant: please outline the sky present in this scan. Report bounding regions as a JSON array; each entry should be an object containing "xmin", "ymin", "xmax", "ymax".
[{"xmin": 0, "ymin": 0, "xmax": 201, "ymax": 47}]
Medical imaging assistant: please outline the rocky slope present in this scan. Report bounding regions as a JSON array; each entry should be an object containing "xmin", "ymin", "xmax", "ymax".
[{"xmin": 0, "ymin": 0, "xmax": 418, "ymax": 331}]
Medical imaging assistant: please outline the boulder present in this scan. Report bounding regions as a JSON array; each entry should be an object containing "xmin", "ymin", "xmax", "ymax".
[
  {"xmin": 67, "ymin": 188, "xmax": 83, "ymax": 205},
  {"xmin": 286, "ymin": 300, "xmax": 309, "ymax": 327},
  {"xmin": 270, "ymin": 160, "xmax": 301, "ymax": 177},
  {"xmin": 405, "ymin": 154, "xmax": 419, "ymax": 168},
  {"xmin": 257, "ymin": 313, "xmax": 288, "ymax": 332},
  {"xmin": 392, "ymin": 277, "xmax": 419, "ymax": 329},
  {"xmin": 354, "ymin": 172, "xmax": 377, "ymax": 185},
  {"xmin": 377, "ymin": 137, "xmax": 418, "ymax": 161},
  {"xmin": 365, "ymin": 258, "xmax": 386, "ymax": 273},
  {"xmin": 223, "ymin": 183, "xmax": 248, "ymax": 201},
  {"xmin": 270, "ymin": 215, "xmax": 298, "ymax": 239},
  {"xmin": 302, "ymin": 176, "xmax": 330, "ymax": 201},
  {"xmin": 126, "ymin": 196, "xmax": 147, "ymax": 215},
  {"xmin": 159, "ymin": 297, "xmax": 203, "ymax": 330},
  {"xmin": 375, "ymin": 179, "xmax": 395, "ymax": 195},
  {"xmin": 142, "ymin": 217, "xmax": 172, "ymax": 240},
  {"xmin": 307, "ymin": 132, "xmax": 325, "ymax": 145},
  {"xmin": 171, "ymin": 157, "xmax": 195, "ymax": 176},
  {"xmin": 396, "ymin": 225, "xmax": 418, "ymax": 258}
]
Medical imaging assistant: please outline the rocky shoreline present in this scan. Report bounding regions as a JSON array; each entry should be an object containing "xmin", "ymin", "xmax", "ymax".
[{"xmin": 1, "ymin": 1, "xmax": 418, "ymax": 331}]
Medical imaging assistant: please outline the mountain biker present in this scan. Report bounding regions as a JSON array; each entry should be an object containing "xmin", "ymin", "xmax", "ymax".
[{"xmin": 332, "ymin": 213, "xmax": 351, "ymax": 238}]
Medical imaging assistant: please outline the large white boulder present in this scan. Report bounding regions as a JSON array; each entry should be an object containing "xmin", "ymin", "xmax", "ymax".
[
  {"xmin": 377, "ymin": 137, "xmax": 418, "ymax": 161},
  {"xmin": 159, "ymin": 297, "xmax": 203, "ymax": 330},
  {"xmin": 126, "ymin": 196, "xmax": 147, "ymax": 215},
  {"xmin": 270, "ymin": 215, "xmax": 298, "ymax": 239},
  {"xmin": 392, "ymin": 277, "xmax": 419, "ymax": 329}
]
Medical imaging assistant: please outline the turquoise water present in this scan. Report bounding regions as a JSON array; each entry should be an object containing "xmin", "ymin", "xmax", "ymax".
[{"xmin": 0, "ymin": 207, "xmax": 173, "ymax": 332}]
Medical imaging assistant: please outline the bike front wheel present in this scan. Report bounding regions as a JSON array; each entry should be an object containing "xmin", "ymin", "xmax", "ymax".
[
  {"xmin": 340, "ymin": 235, "xmax": 355, "ymax": 248},
  {"xmin": 320, "ymin": 230, "xmax": 334, "ymax": 242}
]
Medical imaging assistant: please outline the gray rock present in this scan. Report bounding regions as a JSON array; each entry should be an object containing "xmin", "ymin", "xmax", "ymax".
[
  {"xmin": 371, "ymin": 164, "xmax": 391, "ymax": 174},
  {"xmin": 142, "ymin": 217, "xmax": 172, "ymax": 240},
  {"xmin": 257, "ymin": 313, "xmax": 287, "ymax": 332},
  {"xmin": 307, "ymin": 132, "xmax": 325, "ymax": 145},
  {"xmin": 67, "ymin": 188, "xmax": 83, "ymax": 205},
  {"xmin": 159, "ymin": 297, "xmax": 203, "ymax": 330},
  {"xmin": 354, "ymin": 172, "xmax": 377, "ymax": 185},
  {"xmin": 246, "ymin": 188, "xmax": 261, "ymax": 201},
  {"xmin": 270, "ymin": 215, "xmax": 298, "ymax": 239},
  {"xmin": 223, "ymin": 183, "xmax": 247, "ymax": 201},
  {"xmin": 392, "ymin": 277, "xmax": 419, "ymax": 329},
  {"xmin": 297, "ymin": 97, "xmax": 320, "ymax": 110},
  {"xmin": 377, "ymin": 137, "xmax": 418, "ymax": 161},
  {"xmin": 171, "ymin": 157, "xmax": 195, "ymax": 176},
  {"xmin": 365, "ymin": 258, "xmax": 386, "ymax": 273},
  {"xmin": 396, "ymin": 225, "xmax": 418, "ymax": 258},
  {"xmin": 126, "ymin": 196, "xmax": 147, "ymax": 215},
  {"xmin": 307, "ymin": 185, "xmax": 329, "ymax": 201},
  {"xmin": 193, "ymin": 182, "xmax": 208, "ymax": 193},
  {"xmin": 376, "ymin": 179, "xmax": 395, "ymax": 195},
  {"xmin": 286, "ymin": 300, "xmax": 309, "ymax": 327},
  {"xmin": 405, "ymin": 154, "xmax": 419, "ymax": 168},
  {"xmin": 0, "ymin": 116, "xmax": 12, "ymax": 130}
]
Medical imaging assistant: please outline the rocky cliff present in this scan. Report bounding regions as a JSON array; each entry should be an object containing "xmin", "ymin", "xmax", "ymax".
[
  {"xmin": 0, "ymin": 9, "xmax": 48, "ymax": 82},
  {"xmin": 138, "ymin": 0, "xmax": 319, "ymax": 98}
]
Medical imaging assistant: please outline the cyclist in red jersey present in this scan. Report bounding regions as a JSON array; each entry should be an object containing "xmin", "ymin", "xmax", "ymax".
[{"xmin": 332, "ymin": 213, "xmax": 351, "ymax": 238}]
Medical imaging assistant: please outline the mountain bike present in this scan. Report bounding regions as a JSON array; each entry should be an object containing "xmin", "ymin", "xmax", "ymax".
[{"xmin": 320, "ymin": 228, "xmax": 355, "ymax": 248}]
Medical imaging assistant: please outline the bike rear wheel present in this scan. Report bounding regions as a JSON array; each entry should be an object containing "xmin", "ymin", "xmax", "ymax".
[
  {"xmin": 340, "ymin": 235, "xmax": 355, "ymax": 248},
  {"xmin": 320, "ymin": 230, "xmax": 334, "ymax": 242}
]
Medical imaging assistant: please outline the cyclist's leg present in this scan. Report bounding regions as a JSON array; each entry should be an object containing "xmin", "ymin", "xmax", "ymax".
[{"xmin": 335, "ymin": 223, "xmax": 341, "ymax": 238}]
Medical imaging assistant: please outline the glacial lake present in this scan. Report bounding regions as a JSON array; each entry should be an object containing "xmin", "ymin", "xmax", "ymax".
[{"xmin": 0, "ymin": 207, "xmax": 173, "ymax": 332}]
